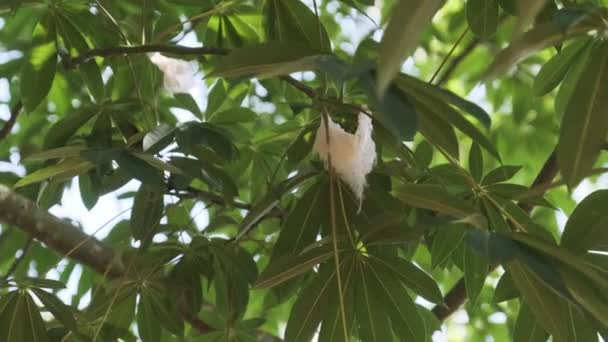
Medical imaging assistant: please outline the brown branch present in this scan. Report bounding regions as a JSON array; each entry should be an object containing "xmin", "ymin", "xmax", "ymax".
[
  {"xmin": 178, "ymin": 303, "xmax": 212, "ymax": 334},
  {"xmin": 0, "ymin": 101, "xmax": 22, "ymax": 141},
  {"xmin": 432, "ymin": 149, "xmax": 560, "ymax": 321}
]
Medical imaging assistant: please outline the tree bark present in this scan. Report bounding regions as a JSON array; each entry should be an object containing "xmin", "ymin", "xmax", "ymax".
[{"xmin": 0, "ymin": 184, "xmax": 124, "ymax": 277}]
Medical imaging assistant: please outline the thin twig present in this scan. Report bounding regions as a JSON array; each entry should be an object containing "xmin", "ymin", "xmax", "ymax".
[
  {"xmin": 64, "ymin": 44, "xmax": 229, "ymax": 69},
  {"xmin": 0, "ymin": 101, "xmax": 22, "ymax": 141},
  {"xmin": 429, "ymin": 28, "xmax": 469, "ymax": 84}
]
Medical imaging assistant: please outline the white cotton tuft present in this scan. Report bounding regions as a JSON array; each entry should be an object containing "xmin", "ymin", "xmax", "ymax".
[
  {"xmin": 313, "ymin": 113, "xmax": 377, "ymax": 202},
  {"xmin": 148, "ymin": 52, "xmax": 200, "ymax": 94}
]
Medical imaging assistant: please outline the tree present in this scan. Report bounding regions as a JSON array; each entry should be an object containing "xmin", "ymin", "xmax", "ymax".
[{"xmin": 0, "ymin": 0, "xmax": 608, "ymax": 341}]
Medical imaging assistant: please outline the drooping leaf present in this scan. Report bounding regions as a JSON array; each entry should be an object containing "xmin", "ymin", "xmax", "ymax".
[
  {"xmin": 20, "ymin": 15, "xmax": 57, "ymax": 112},
  {"xmin": 482, "ymin": 165, "xmax": 522, "ymax": 184},
  {"xmin": 256, "ymin": 245, "xmax": 333, "ymax": 289},
  {"xmin": 270, "ymin": 180, "xmax": 326, "ymax": 258},
  {"xmin": 376, "ymin": 0, "xmax": 443, "ymax": 93},
  {"xmin": 365, "ymin": 264, "xmax": 426, "ymax": 341},
  {"xmin": 210, "ymin": 41, "xmax": 327, "ymax": 79},
  {"xmin": 369, "ymin": 253, "xmax": 444, "ymax": 305},
  {"xmin": 513, "ymin": 304, "xmax": 549, "ymax": 342},
  {"xmin": 469, "ymin": 142, "xmax": 483, "ymax": 182},
  {"xmin": 57, "ymin": 13, "xmax": 104, "ymax": 102},
  {"xmin": 507, "ymin": 260, "xmax": 570, "ymax": 340},
  {"xmin": 395, "ymin": 75, "xmax": 498, "ymax": 159},
  {"xmin": 30, "ymin": 288, "xmax": 77, "ymax": 331},
  {"xmin": 533, "ymin": 37, "xmax": 591, "ymax": 96},
  {"xmin": 561, "ymin": 190, "xmax": 608, "ymax": 254},
  {"xmin": 493, "ymin": 271, "xmax": 519, "ymax": 303},
  {"xmin": 463, "ymin": 239, "xmax": 488, "ymax": 305},
  {"xmin": 284, "ymin": 267, "xmax": 335, "ymax": 342},
  {"xmin": 466, "ymin": 0, "xmax": 499, "ymax": 40},
  {"xmin": 14, "ymin": 158, "xmax": 93, "ymax": 188},
  {"xmin": 0, "ymin": 291, "xmax": 51, "ymax": 342},
  {"xmin": 396, "ymin": 184, "xmax": 475, "ymax": 218},
  {"xmin": 483, "ymin": 20, "xmax": 598, "ymax": 80},
  {"xmin": 263, "ymin": 0, "xmax": 331, "ymax": 51},
  {"xmin": 557, "ymin": 42, "xmax": 608, "ymax": 188},
  {"xmin": 130, "ymin": 185, "xmax": 164, "ymax": 243},
  {"xmin": 355, "ymin": 265, "xmax": 396, "ymax": 342},
  {"xmin": 137, "ymin": 290, "xmax": 162, "ymax": 342},
  {"xmin": 431, "ymin": 224, "xmax": 467, "ymax": 269}
]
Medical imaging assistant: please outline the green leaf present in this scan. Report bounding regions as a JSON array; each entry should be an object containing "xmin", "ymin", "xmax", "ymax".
[
  {"xmin": 210, "ymin": 107, "xmax": 257, "ymax": 125},
  {"xmin": 14, "ymin": 158, "xmax": 93, "ymax": 188},
  {"xmin": 263, "ymin": 0, "xmax": 330, "ymax": 51},
  {"xmin": 557, "ymin": 264, "xmax": 608, "ymax": 328},
  {"xmin": 30, "ymin": 288, "xmax": 76, "ymax": 331},
  {"xmin": 513, "ymin": 304, "xmax": 549, "ymax": 342},
  {"xmin": 137, "ymin": 291, "xmax": 161, "ymax": 342},
  {"xmin": 365, "ymin": 264, "xmax": 426, "ymax": 341},
  {"xmin": 534, "ymin": 37, "xmax": 591, "ymax": 96},
  {"xmin": 0, "ymin": 291, "xmax": 51, "ymax": 342},
  {"xmin": 57, "ymin": 13, "xmax": 104, "ymax": 102},
  {"xmin": 483, "ymin": 20, "xmax": 598, "ymax": 80},
  {"xmin": 20, "ymin": 15, "xmax": 57, "ymax": 112},
  {"xmin": 255, "ymin": 245, "xmax": 333, "ymax": 289},
  {"xmin": 143, "ymin": 124, "xmax": 175, "ymax": 153},
  {"xmin": 23, "ymin": 277, "xmax": 66, "ymax": 290},
  {"xmin": 23, "ymin": 146, "xmax": 85, "ymax": 162},
  {"xmin": 130, "ymin": 185, "xmax": 164, "ymax": 242},
  {"xmin": 482, "ymin": 165, "xmax": 522, "ymax": 184},
  {"xmin": 355, "ymin": 265, "xmax": 396, "ymax": 342},
  {"xmin": 284, "ymin": 267, "xmax": 335, "ymax": 342},
  {"xmin": 416, "ymin": 105, "xmax": 460, "ymax": 159},
  {"xmin": 395, "ymin": 75, "xmax": 498, "ymax": 159},
  {"xmin": 376, "ymin": 0, "xmax": 443, "ymax": 94},
  {"xmin": 354, "ymin": 71, "xmax": 419, "ymax": 141},
  {"xmin": 44, "ymin": 107, "xmax": 100, "ymax": 148},
  {"xmin": 493, "ymin": 272, "xmax": 519, "ymax": 303},
  {"xmin": 463, "ymin": 240, "xmax": 488, "ymax": 305},
  {"xmin": 555, "ymin": 36, "xmax": 594, "ymax": 115},
  {"xmin": 561, "ymin": 190, "xmax": 608, "ymax": 254},
  {"xmin": 370, "ymin": 253, "xmax": 444, "ymax": 305},
  {"xmin": 469, "ymin": 142, "xmax": 483, "ymax": 182},
  {"xmin": 115, "ymin": 152, "xmax": 165, "ymax": 188},
  {"xmin": 437, "ymin": 88, "xmax": 491, "ymax": 128},
  {"xmin": 210, "ymin": 41, "xmax": 326, "ymax": 79},
  {"xmin": 317, "ymin": 263, "xmax": 356, "ymax": 342},
  {"xmin": 431, "ymin": 224, "xmax": 467, "ymax": 269},
  {"xmin": 482, "ymin": 199, "xmax": 510, "ymax": 233},
  {"xmin": 396, "ymin": 184, "xmax": 475, "ymax": 218},
  {"xmin": 176, "ymin": 122, "xmax": 238, "ymax": 161},
  {"xmin": 557, "ymin": 42, "xmax": 608, "ymax": 188},
  {"xmin": 271, "ymin": 180, "xmax": 326, "ymax": 258},
  {"xmin": 507, "ymin": 260, "xmax": 569, "ymax": 340},
  {"xmin": 466, "ymin": 0, "xmax": 499, "ymax": 40}
]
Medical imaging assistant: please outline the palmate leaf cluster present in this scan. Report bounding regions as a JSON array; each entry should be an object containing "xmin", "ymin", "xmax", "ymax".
[{"xmin": 0, "ymin": 0, "xmax": 608, "ymax": 341}]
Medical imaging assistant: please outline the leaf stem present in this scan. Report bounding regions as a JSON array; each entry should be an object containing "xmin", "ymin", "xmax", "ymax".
[{"xmin": 323, "ymin": 109, "xmax": 349, "ymax": 339}]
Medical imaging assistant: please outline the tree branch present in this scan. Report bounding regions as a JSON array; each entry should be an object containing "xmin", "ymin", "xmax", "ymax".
[
  {"xmin": 432, "ymin": 149, "xmax": 560, "ymax": 321},
  {"xmin": 0, "ymin": 101, "xmax": 22, "ymax": 141},
  {"xmin": 0, "ymin": 183, "xmax": 285, "ymax": 337},
  {"xmin": 63, "ymin": 44, "xmax": 229, "ymax": 69},
  {"xmin": 0, "ymin": 184, "xmax": 220, "ymax": 334}
]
